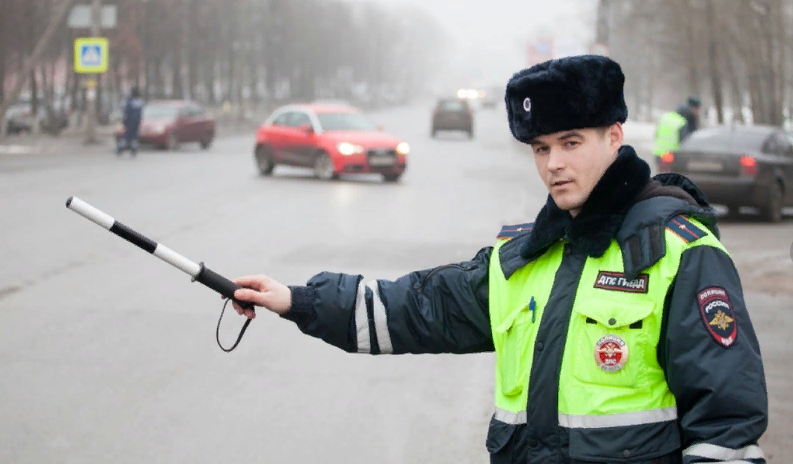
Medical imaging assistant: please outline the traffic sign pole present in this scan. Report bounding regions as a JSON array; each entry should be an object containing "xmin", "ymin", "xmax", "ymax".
[{"xmin": 85, "ymin": 0, "xmax": 101, "ymax": 144}]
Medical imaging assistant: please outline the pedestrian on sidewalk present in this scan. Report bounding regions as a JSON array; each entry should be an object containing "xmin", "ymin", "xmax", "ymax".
[{"xmin": 117, "ymin": 86, "xmax": 144, "ymax": 157}]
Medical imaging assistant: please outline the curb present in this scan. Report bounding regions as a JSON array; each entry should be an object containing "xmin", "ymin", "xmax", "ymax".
[
  {"xmin": 0, "ymin": 139, "xmax": 113, "ymax": 158},
  {"xmin": 0, "ymin": 124, "xmax": 257, "ymax": 159},
  {"xmin": 0, "ymin": 145, "xmax": 38, "ymax": 156}
]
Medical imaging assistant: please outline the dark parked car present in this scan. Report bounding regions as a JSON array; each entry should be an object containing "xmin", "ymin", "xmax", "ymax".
[
  {"xmin": 4, "ymin": 97, "xmax": 69, "ymax": 135},
  {"xmin": 431, "ymin": 98, "xmax": 474, "ymax": 138},
  {"xmin": 115, "ymin": 100, "xmax": 215, "ymax": 150},
  {"xmin": 658, "ymin": 125, "xmax": 793, "ymax": 222}
]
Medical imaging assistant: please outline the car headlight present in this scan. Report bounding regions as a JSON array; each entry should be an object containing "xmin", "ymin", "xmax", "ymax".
[
  {"xmin": 337, "ymin": 142, "xmax": 364, "ymax": 156},
  {"xmin": 457, "ymin": 89, "xmax": 467, "ymax": 99},
  {"xmin": 396, "ymin": 142, "xmax": 410, "ymax": 155}
]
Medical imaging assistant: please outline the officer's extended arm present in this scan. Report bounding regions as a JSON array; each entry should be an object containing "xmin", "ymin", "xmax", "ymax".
[
  {"xmin": 281, "ymin": 247, "xmax": 494, "ymax": 355},
  {"xmin": 662, "ymin": 246, "xmax": 768, "ymax": 464}
]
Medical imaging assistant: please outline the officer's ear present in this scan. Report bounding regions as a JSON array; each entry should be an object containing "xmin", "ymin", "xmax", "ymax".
[{"xmin": 604, "ymin": 122, "xmax": 624, "ymax": 153}]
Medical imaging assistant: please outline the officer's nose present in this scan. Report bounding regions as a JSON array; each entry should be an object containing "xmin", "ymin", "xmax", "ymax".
[{"xmin": 546, "ymin": 146, "xmax": 566, "ymax": 172}]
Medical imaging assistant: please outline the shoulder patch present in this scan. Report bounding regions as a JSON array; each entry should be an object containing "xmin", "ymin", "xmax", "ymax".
[
  {"xmin": 697, "ymin": 286, "xmax": 737, "ymax": 348},
  {"xmin": 498, "ymin": 222, "xmax": 534, "ymax": 240},
  {"xmin": 666, "ymin": 215, "xmax": 707, "ymax": 244}
]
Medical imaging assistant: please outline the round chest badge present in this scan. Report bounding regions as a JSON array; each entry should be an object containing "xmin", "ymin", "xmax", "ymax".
[
  {"xmin": 594, "ymin": 335, "xmax": 629, "ymax": 372},
  {"xmin": 523, "ymin": 97, "xmax": 531, "ymax": 112}
]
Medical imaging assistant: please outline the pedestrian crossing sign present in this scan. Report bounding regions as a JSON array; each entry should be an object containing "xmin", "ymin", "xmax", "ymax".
[{"xmin": 74, "ymin": 38, "xmax": 109, "ymax": 73}]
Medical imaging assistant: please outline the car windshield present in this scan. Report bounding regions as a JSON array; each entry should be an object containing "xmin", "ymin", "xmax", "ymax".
[
  {"xmin": 680, "ymin": 127, "xmax": 768, "ymax": 153},
  {"xmin": 143, "ymin": 105, "xmax": 179, "ymax": 119},
  {"xmin": 317, "ymin": 112, "xmax": 377, "ymax": 131},
  {"xmin": 439, "ymin": 100, "xmax": 466, "ymax": 111}
]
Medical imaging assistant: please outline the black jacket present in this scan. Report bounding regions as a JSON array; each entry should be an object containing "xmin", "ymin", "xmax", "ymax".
[
  {"xmin": 675, "ymin": 104, "xmax": 698, "ymax": 142},
  {"xmin": 283, "ymin": 146, "xmax": 767, "ymax": 464}
]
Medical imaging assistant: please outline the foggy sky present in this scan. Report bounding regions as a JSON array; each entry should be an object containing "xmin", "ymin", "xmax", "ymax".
[{"xmin": 369, "ymin": 0, "xmax": 598, "ymax": 86}]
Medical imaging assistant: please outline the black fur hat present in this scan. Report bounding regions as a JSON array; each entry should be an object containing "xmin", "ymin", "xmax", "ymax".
[{"xmin": 505, "ymin": 55, "xmax": 628, "ymax": 144}]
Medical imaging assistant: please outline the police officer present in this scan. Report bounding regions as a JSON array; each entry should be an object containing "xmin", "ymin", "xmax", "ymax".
[
  {"xmin": 117, "ymin": 86, "xmax": 144, "ymax": 157},
  {"xmin": 652, "ymin": 96, "xmax": 702, "ymax": 170},
  {"xmin": 229, "ymin": 56, "xmax": 767, "ymax": 464}
]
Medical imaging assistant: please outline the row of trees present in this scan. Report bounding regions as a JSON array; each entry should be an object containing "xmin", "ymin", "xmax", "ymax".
[
  {"xmin": 596, "ymin": 0, "xmax": 792, "ymax": 126},
  {"xmin": 0, "ymin": 0, "xmax": 451, "ymax": 114},
  {"xmin": 0, "ymin": 0, "xmax": 69, "ymax": 114}
]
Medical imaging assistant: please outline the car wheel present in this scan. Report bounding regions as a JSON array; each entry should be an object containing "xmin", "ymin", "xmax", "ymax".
[
  {"xmin": 382, "ymin": 173, "xmax": 402, "ymax": 183},
  {"xmin": 255, "ymin": 145, "xmax": 275, "ymax": 176},
  {"xmin": 725, "ymin": 203, "xmax": 742, "ymax": 219},
  {"xmin": 759, "ymin": 181, "xmax": 783, "ymax": 223},
  {"xmin": 200, "ymin": 132, "xmax": 213, "ymax": 150},
  {"xmin": 166, "ymin": 132, "xmax": 180, "ymax": 151},
  {"xmin": 314, "ymin": 151, "xmax": 338, "ymax": 181},
  {"xmin": 431, "ymin": 128, "xmax": 437, "ymax": 138},
  {"xmin": 467, "ymin": 129, "xmax": 475, "ymax": 139}
]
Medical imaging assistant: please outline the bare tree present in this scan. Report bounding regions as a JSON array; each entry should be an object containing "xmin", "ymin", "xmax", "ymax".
[
  {"xmin": 602, "ymin": 0, "xmax": 793, "ymax": 127},
  {"xmin": 1, "ymin": 0, "xmax": 453, "ymax": 127}
]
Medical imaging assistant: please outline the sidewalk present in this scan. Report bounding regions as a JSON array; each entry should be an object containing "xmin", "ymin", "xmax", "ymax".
[
  {"xmin": 0, "ymin": 126, "xmax": 117, "ymax": 158},
  {"xmin": 0, "ymin": 119, "xmax": 261, "ymax": 158}
]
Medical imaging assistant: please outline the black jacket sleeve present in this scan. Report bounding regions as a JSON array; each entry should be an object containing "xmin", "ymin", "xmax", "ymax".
[
  {"xmin": 661, "ymin": 245, "xmax": 768, "ymax": 464},
  {"xmin": 281, "ymin": 246, "xmax": 494, "ymax": 355},
  {"xmin": 678, "ymin": 123, "xmax": 692, "ymax": 143},
  {"xmin": 676, "ymin": 106, "xmax": 697, "ymax": 142}
]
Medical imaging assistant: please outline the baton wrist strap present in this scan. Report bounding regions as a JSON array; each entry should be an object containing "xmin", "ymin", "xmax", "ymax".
[
  {"xmin": 192, "ymin": 262, "xmax": 255, "ymax": 352},
  {"xmin": 216, "ymin": 299, "xmax": 253, "ymax": 352}
]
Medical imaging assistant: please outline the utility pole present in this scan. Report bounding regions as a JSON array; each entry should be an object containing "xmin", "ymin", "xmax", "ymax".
[
  {"xmin": 84, "ymin": 0, "xmax": 101, "ymax": 144},
  {"xmin": 0, "ymin": 0, "xmax": 77, "ymax": 141}
]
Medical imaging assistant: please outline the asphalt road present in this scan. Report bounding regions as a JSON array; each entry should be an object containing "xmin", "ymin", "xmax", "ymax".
[{"xmin": 1, "ymin": 102, "xmax": 791, "ymax": 463}]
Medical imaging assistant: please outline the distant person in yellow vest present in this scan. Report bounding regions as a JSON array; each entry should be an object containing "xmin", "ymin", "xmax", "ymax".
[
  {"xmin": 653, "ymin": 96, "xmax": 702, "ymax": 170},
  {"xmin": 226, "ymin": 57, "xmax": 766, "ymax": 463}
]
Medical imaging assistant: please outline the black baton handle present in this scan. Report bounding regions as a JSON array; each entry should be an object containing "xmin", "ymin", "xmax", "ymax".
[
  {"xmin": 193, "ymin": 263, "xmax": 254, "ymax": 310},
  {"xmin": 193, "ymin": 263, "xmax": 254, "ymax": 352}
]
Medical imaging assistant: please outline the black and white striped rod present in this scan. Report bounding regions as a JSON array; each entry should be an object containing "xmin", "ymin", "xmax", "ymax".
[{"xmin": 66, "ymin": 196, "xmax": 254, "ymax": 352}]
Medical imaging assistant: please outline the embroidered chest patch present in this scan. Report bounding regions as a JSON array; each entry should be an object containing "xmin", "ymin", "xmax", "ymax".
[
  {"xmin": 593, "ymin": 271, "xmax": 649, "ymax": 294},
  {"xmin": 697, "ymin": 286, "xmax": 737, "ymax": 348}
]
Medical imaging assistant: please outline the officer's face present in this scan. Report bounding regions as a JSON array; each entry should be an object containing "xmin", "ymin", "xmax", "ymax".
[{"xmin": 529, "ymin": 124, "xmax": 623, "ymax": 217}]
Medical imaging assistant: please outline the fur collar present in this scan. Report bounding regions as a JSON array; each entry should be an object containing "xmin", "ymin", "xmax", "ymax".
[{"xmin": 520, "ymin": 145, "xmax": 651, "ymax": 260}]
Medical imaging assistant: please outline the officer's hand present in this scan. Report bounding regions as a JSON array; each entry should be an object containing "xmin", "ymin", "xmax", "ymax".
[{"xmin": 226, "ymin": 275, "xmax": 292, "ymax": 319}]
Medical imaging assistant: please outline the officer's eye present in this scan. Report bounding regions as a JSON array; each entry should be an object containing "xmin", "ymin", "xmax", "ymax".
[
  {"xmin": 533, "ymin": 146, "xmax": 549, "ymax": 154},
  {"xmin": 565, "ymin": 140, "xmax": 580, "ymax": 148}
]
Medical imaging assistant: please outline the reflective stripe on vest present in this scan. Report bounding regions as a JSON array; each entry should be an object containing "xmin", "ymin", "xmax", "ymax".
[
  {"xmin": 653, "ymin": 111, "xmax": 688, "ymax": 156},
  {"xmin": 494, "ymin": 407, "xmax": 527, "ymax": 425},
  {"xmin": 559, "ymin": 407, "xmax": 677, "ymax": 428},
  {"xmin": 494, "ymin": 406, "xmax": 677, "ymax": 428}
]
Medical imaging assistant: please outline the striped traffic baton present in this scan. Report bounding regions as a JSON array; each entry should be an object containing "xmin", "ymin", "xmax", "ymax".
[{"xmin": 66, "ymin": 196, "xmax": 254, "ymax": 352}]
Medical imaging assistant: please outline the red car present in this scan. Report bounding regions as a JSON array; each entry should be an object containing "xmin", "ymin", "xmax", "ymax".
[
  {"xmin": 254, "ymin": 104, "xmax": 409, "ymax": 182},
  {"xmin": 115, "ymin": 100, "xmax": 215, "ymax": 150}
]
